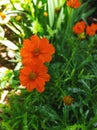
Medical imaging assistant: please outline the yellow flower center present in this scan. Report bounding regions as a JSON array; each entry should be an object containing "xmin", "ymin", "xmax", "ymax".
[
  {"xmin": 28, "ymin": 72, "xmax": 37, "ymax": 80},
  {"xmin": 33, "ymin": 48, "xmax": 40, "ymax": 56},
  {"xmin": 0, "ymin": 12, "xmax": 6, "ymax": 20}
]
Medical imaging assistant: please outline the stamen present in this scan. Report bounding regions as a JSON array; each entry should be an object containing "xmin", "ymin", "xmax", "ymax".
[
  {"xmin": 0, "ymin": 12, "xmax": 6, "ymax": 20},
  {"xmin": 28, "ymin": 72, "xmax": 37, "ymax": 80},
  {"xmin": 33, "ymin": 48, "xmax": 40, "ymax": 56}
]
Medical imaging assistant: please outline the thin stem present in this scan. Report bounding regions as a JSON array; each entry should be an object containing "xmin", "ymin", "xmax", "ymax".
[
  {"xmin": 55, "ymin": 43, "xmax": 78, "ymax": 94},
  {"xmin": 28, "ymin": 0, "xmax": 35, "ymax": 19},
  {"xmin": 9, "ymin": 0, "xmax": 16, "ymax": 9}
]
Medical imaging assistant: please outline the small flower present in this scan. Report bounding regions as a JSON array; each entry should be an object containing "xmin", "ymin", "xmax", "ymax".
[
  {"xmin": 0, "ymin": 12, "xmax": 10, "ymax": 24},
  {"xmin": 19, "ymin": 62, "xmax": 50, "ymax": 92},
  {"xmin": 66, "ymin": 0, "xmax": 81, "ymax": 8},
  {"xmin": 73, "ymin": 21, "xmax": 86, "ymax": 34},
  {"xmin": 44, "ymin": 12, "xmax": 48, "ymax": 17},
  {"xmin": 86, "ymin": 23, "xmax": 97, "ymax": 36},
  {"xmin": 63, "ymin": 96, "xmax": 74, "ymax": 106},
  {"xmin": 20, "ymin": 35, "xmax": 55, "ymax": 65}
]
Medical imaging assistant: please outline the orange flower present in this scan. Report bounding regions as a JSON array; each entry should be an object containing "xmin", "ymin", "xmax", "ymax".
[
  {"xmin": 20, "ymin": 35, "xmax": 55, "ymax": 65},
  {"xmin": 73, "ymin": 21, "xmax": 86, "ymax": 34},
  {"xmin": 19, "ymin": 62, "xmax": 50, "ymax": 92},
  {"xmin": 66, "ymin": 0, "xmax": 81, "ymax": 8},
  {"xmin": 86, "ymin": 23, "xmax": 97, "ymax": 36},
  {"xmin": 63, "ymin": 96, "xmax": 74, "ymax": 106}
]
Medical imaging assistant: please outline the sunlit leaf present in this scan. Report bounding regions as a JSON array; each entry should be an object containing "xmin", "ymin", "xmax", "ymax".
[
  {"xmin": 47, "ymin": 0, "xmax": 54, "ymax": 27},
  {"xmin": 6, "ymin": 23, "xmax": 21, "ymax": 36},
  {"xmin": 0, "ymin": 39, "xmax": 18, "ymax": 50},
  {"xmin": 0, "ymin": 26, "xmax": 5, "ymax": 38}
]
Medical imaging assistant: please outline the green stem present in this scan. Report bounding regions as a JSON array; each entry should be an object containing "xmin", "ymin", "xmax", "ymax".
[
  {"xmin": 63, "ymin": 105, "xmax": 69, "ymax": 126},
  {"xmin": 28, "ymin": 0, "xmax": 35, "ymax": 19},
  {"xmin": 9, "ymin": 0, "xmax": 16, "ymax": 9},
  {"xmin": 65, "ymin": 7, "xmax": 73, "ymax": 36},
  {"xmin": 55, "ymin": 43, "xmax": 78, "ymax": 95}
]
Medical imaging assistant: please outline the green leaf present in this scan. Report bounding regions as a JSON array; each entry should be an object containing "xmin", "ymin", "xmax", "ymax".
[
  {"xmin": 64, "ymin": 124, "xmax": 87, "ymax": 130},
  {"xmin": 47, "ymin": 0, "xmax": 54, "ymax": 27},
  {"xmin": 23, "ymin": 113, "xmax": 28, "ymax": 130},
  {"xmin": 0, "ymin": 39, "xmax": 18, "ymax": 50},
  {"xmin": 81, "ymin": 8, "xmax": 96, "ymax": 20},
  {"xmin": 6, "ymin": 23, "xmax": 21, "ymax": 36},
  {"xmin": 12, "ymin": 22, "xmax": 25, "ymax": 36},
  {"xmin": 0, "ymin": 26, "xmax": 5, "ymax": 38},
  {"xmin": 87, "ymin": 116, "xmax": 97, "ymax": 129},
  {"xmin": 56, "ymin": 7, "xmax": 64, "ymax": 29}
]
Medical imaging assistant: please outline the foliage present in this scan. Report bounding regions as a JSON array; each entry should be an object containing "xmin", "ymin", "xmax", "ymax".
[{"xmin": 0, "ymin": 0, "xmax": 97, "ymax": 130}]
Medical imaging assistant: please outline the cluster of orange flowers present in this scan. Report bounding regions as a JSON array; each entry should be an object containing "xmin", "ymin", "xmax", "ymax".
[
  {"xmin": 73, "ymin": 21, "xmax": 97, "ymax": 36},
  {"xmin": 86, "ymin": 23, "xmax": 97, "ymax": 36},
  {"xmin": 19, "ymin": 35, "xmax": 55, "ymax": 93},
  {"xmin": 66, "ymin": 0, "xmax": 81, "ymax": 8},
  {"xmin": 66, "ymin": 0, "xmax": 97, "ymax": 36}
]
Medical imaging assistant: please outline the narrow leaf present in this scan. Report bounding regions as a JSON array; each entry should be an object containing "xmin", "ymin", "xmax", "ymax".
[
  {"xmin": 47, "ymin": 0, "xmax": 54, "ymax": 27},
  {"xmin": 0, "ymin": 39, "xmax": 18, "ymax": 50}
]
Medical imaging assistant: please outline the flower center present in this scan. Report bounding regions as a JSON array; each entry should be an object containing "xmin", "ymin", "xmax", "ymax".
[
  {"xmin": 28, "ymin": 72, "xmax": 37, "ymax": 80},
  {"xmin": 33, "ymin": 48, "xmax": 40, "ymax": 56},
  {"xmin": 63, "ymin": 96, "xmax": 74, "ymax": 106},
  {"xmin": 0, "ymin": 12, "xmax": 6, "ymax": 20}
]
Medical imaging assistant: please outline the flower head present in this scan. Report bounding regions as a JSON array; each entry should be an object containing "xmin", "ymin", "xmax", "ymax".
[
  {"xmin": 73, "ymin": 21, "xmax": 86, "ymax": 34},
  {"xmin": 0, "ymin": 12, "xmax": 10, "ymax": 24},
  {"xmin": 86, "ymin": 23, "xmax": 97, "ymax": 36},
  {"xmin": 0, "ymin": 12, "xmax": 6, "ymax": 20},
  {"xmin": 66, "ymin": 0, "xmax": 81, "ymax": 8},
  {"xmin": 20, "ymin": 35, "xmax": 55, "ymax": 65},
  {"xmin": 19, "ymin": 62, "xmax": 50, "ymax": 92},
  {"xmin": 63, "ymin": 96, "xmax": 74, "ymax": 106}
]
